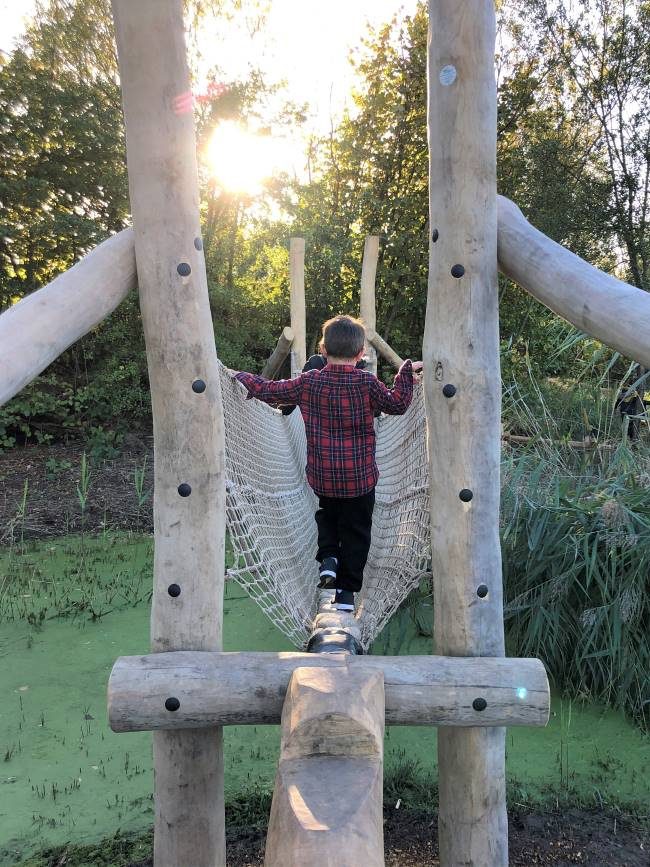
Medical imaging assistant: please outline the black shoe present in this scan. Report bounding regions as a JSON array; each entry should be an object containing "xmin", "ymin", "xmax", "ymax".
[
  {"xmin": 332, "ymin": 589, "xmax": 354, "ymax": 612},
  {"xmin": 318, "ymin": 557, "xmax": 338, "ymax": 588}
]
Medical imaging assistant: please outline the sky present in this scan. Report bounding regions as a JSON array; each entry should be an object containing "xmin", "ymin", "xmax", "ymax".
[{"xmin": 0, "ymin": 0, "xmax": 420, "ymax": 132}]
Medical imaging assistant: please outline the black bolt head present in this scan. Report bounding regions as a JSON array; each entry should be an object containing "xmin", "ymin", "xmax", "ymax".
[
  {"xmin": 165, "ymin": 697, "xmax": 180, "ymax": 712},
  {"xmin": 442, "ymin": 384, "xmax": 457, "ymax": 398},
  {"xmin": 177, "ymin": 483, "xmax": 192, "ymax": 497},
  {"xmin": 451, "ymin": 264, "xmax": 465, "ymax": 278},
  {"xmin": 431, "ymin": 228, "xmax": 439, "ymax": 243},
  {"xmin": 192, "ymin": 379, "xmax": 207, "ymax": 394},
  {"xmin": 177, "ymin": 262, "xmax": 191, "ymax": 277},
  {"xmin": 459, "ymin": 488, "xmax": 473, "ymax": 502},
  {"xmin": 472, "ymin": 697, "xmax": 487, "ymax": 712},
  {"xmin": 476, "ymin": 584, "xmax": 489, "ymax": 599},
  {"xmin": 194, "ymin": 237, "xmax": 203, "ymax": 251},
  {"xmin": 168, "ymin": 583, "xmax": 181, "ymax": 598}
]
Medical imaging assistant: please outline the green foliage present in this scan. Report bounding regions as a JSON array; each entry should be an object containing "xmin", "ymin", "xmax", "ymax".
[{"xmin": 501, "ymin": 445, "xmax": 650, "ymax": 732}]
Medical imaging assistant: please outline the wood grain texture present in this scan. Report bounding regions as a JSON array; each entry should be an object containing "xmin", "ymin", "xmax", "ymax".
[
  {"xmin": 498, "ymin": 195, "xmax": 650, "ymax": 367},
  {"xmin": 0, "ymin": 229, "xmax": 136, "ymax": 407},
  {"xmin": 261, "ymin": 325, "xmax": 294, "ymax": 378},
  {"xmin": 290, "ymin": 238, "xmax": 306, "ymax": 376},
  {"xmin": 426, "ymin": 2, "xmax": 508, "ymax": 864},
  {"xmin": 361, "ymin": 236, "xmax": 380, "ymax": 375},
  {"xmin": 264, "ymin": 664, "xmax": 385, "ymax": 867},
  {"xmin": 108, "ymin": 650, "xmax": 550, "ymax": 731},
  {"xmin": 111, "ymin": 1, "xmax": 226, "ymax": 864}
]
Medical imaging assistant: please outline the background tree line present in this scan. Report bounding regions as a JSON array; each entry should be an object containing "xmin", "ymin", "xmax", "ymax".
[{"xmin": 1, "ymin": 0, "xmax": 648, "ymax": 449}]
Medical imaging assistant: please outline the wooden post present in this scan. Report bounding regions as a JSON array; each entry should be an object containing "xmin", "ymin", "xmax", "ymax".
[
  {"xmin": 111, "ymin": 2, "xmax": 226, "ymax": 865},
  {"xmin": 425, "ymin": 3, "xmax": 507, "ymax": 865},
  {"xmin": 0, "ymin": 229, "xmax": 136, "ymax": 407},
  {"xmin": 264, "ymin": 664, "xmax": 385, "ymax": 867},
  {"xmin": 360, "ymin": 236, "xmax": 380, "ymax": 375},
  {"xmin": 289, "ymin": 238, "xmax": 306, "ymax": 377},
  {"xmin": 261, "ymin": 325, "xmax": 295, "ymax": 379}
]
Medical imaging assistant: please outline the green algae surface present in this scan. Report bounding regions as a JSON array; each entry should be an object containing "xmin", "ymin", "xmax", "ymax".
[{"xmin": 1, "ymin": 534, "xmax": 648, "ymax": 865}]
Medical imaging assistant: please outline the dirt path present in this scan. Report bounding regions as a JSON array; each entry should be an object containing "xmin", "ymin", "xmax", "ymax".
[{"xmin": 0, "ymin": 439, "xmax": 154, "ymax": 543}]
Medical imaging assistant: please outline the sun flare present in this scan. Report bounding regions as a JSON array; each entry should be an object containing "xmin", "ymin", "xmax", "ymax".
[{"xmin": 206, "ymin": 121, "xmax": 284, "ymax": 196}]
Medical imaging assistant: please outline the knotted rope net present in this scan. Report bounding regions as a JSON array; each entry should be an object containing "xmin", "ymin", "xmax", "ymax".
[{"xmin": 219, "ymin": 362, "xmax": 430, "ymax": 650}]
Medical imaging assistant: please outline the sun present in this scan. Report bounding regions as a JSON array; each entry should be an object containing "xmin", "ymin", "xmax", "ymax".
[{"xmin": 205, "ymin": 121, "xmax": 283, "ymax": 196}]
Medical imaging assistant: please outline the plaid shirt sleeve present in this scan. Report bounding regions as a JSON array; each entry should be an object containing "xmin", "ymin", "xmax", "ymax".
[
  {"xmin": 369, "ymin": 359, "xmax": 413, "ymax": 415},
  {"xmin": 234, "ymin": 371, "xmax": 303, "ymax": 407}
]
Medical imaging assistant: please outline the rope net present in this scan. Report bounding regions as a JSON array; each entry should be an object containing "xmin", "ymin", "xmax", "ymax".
[{"xmin": 219, "ymin": 362, "xmax": 430, "ymax": 650}]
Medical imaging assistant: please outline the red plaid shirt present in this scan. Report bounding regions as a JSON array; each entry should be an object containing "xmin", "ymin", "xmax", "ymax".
[{"xmin": 235, "ymin": 360, "xmax": 413, "ymax": 497}]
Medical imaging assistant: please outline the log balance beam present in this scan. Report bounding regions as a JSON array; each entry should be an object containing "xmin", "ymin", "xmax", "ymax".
[{"xmin": 107, "ymin": 650, "xmax": 549, "ymax": 732}]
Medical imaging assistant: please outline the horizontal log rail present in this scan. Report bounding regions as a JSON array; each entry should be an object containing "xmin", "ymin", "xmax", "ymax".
[
  {"xmin": 108, "ymin": 650, "xmax": 549, "ymax": 732},
  {"xmin": 498, "ymin": 195, "xmax": 650, "ymax": 367},
  {"xmin": 0, "ymin": 229, "xmax": 136, "ymax": 407},
  {"xmin": 261, "ymin": 325, "xmax": 294, "ymax": 379},
  {"xmin": 366, "ymin": 328, "xmax": 404, "ymax": 370}
]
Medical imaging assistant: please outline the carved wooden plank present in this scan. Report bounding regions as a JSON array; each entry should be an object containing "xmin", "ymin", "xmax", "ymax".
[
  {"xmin": 426, "ymin": 2, "xmax": 508, "ymax": 864},
  {"xmin": 0, "ymin": 229, "xmax": 136, "ymax": 407},
  {"xmin": 264, "ymin": 664, "xmax": 385, "ymax": 867},
  {"xmin": 108, "ymin": 650, "xmax": 550, "ymax": 731},
  {"xmin": 111, "ymin": 2, "xmax": 226, "ymax": 864}
]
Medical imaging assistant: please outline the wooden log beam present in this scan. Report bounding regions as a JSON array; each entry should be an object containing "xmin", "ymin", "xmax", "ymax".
[
  {"xmin": 306, "ymin": 588, "xmax": 363, "ymax": 654},
  {"xmin": 261, "ymin": 325, "xmax": 294, "ymax": 379},
  {"xmin": 111, "ymin": 2, "xmax": 226, "ymax": 865},
  {"xmin": 107, "ymin": 651, "xmax": 550, "ymax": 731},
  {"xmin": 498, "ymin": 196, "xmax": 650, "ymax": 367},
  {"xmin": 0, "ymin": 229, "xmax": 136, "ymax": 407},
  {"xmin": 264, "ymin": 664, "xmax": 385, "ymax": 867},
  {"xmin": 426, "ymin": 3, "xmax": 508, "ymax": 864},
  {"xmin": 366, "ymin": 328, "xmax": 404, "ymax": 370},
  {"xmin": 289, "ymin": 238, "xmax": 306, "ymax": 376},
  {"xmin": 361, "ymin": 236, "xmax": 380, "ymax": 376}
]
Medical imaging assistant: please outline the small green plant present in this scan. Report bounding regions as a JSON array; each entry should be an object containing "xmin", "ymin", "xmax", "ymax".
[
  {"xmin": 44, "ymin": 457, "xmax": 72, "ymax": 480},
  {"xmin": 133, "ymin": 455, "xmax": 152, "ymax": 526},
  {"xmin": 87, "ymin": 426, "xmax": 123, "ymax": 464}
]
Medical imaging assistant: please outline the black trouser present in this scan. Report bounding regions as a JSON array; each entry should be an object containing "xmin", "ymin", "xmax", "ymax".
[{"xmin": 315, "ymin": 489, "xmax": 375, "ymax": 593}]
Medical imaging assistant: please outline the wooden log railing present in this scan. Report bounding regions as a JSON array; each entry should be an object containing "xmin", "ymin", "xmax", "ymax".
[
  {"xmin": 366, "ymin": 328, "xmax": 404, "ymax": 370},
  {"xmin": 261, "ymin": 325, "xmax": 295, "ymax": 379},
  {"xmin": 497, "ymin": 195, "xmax": 650, "ymax": 368},
  {"xmin": 361, "ymin": 236, "xmax": 380, "ymax": 376},
  {"xmin": 0, "ymin": 229, "xmax": 136, "ymax": 408},
  {"xmin": 107, "ymin": 651, "xmax": 550, "ymax": 732}
]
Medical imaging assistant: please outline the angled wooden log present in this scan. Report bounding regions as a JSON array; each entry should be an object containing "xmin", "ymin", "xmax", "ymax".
[
  {"xmin": 111, "ymin": 2, "xmax": 226, "ymax": 865},
  {"xmin": 426, "ymin": 2, "xmax": 508, "ymax": 865},
  {"xmin": 107, "ymin": 650, "xmax": 550, "ymax": 731},
  {"xmin": 290, "ymin": 238, "xmax": 306, "ymax": 376},
  {"xmin": 361, "ymin": 236, "xmax": 380, "ymax": 375},
  {"xmin": 0, "ymin": 229, "xmax": 136, "ymax": 407},
  {"xmin": 366, "ymin": 328, "xmax": 404, "ymax": 370},
  {"xmin": 261, "ymin": 325, "xmax": 294, "ymax": 378},
  {"xmin": 264, "ymin": 664, "xmax": 385, "ymax": 867},
  {"xmin": 498, "ymin": 195, "xmax": 650, "ymax": 367}
]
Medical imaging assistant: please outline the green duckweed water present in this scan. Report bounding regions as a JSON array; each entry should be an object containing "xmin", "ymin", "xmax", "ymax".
[{"xmin": 0, "ymin": 534, "xmax": 648, "ymax": 864}]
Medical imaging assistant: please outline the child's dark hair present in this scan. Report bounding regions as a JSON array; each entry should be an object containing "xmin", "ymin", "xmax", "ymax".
[{"xmin": 321, "ymin": 316, "xmax": 366, "ymax": 359}]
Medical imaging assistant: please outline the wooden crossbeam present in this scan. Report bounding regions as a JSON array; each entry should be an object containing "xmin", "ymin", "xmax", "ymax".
[
  {"xmin": 0, "ymin": 229, "xmax": 136, "ymax": 408},
  {"xmin": 108, "ymin": 650, "xmax": 549, "ymax": 732}
]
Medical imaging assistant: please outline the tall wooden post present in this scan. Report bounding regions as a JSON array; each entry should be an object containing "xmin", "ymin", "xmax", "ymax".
[
  {"xmin": 111, "ymin": 2, "xmax": 226, "ymax": 864},
  {"xmin": 424, "ymin": 2, "xmax": 507, "ymax": 865},
  {"xmin": 289, "ymin": 238, "xmax": 306, "ymax": 376},
  {"xmin": 360, "ymin": 236, "xmax": 380, "ymax": 375}
]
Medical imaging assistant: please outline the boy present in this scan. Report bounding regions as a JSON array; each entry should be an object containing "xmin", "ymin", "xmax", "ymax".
[{"xmin": 234, "ymin": 315, "xmax": 421, "ymax": 611}]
